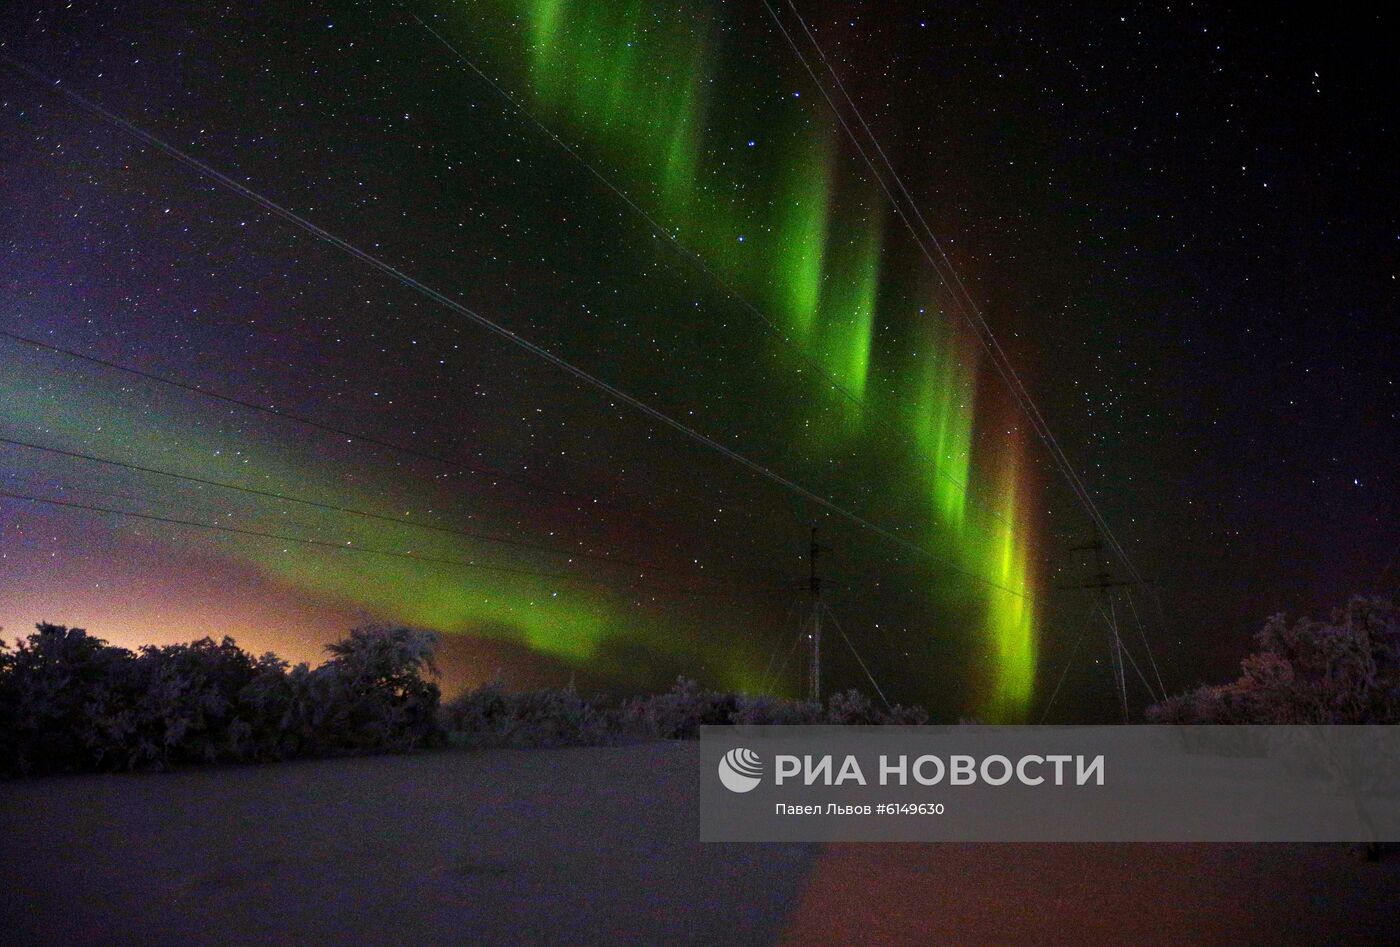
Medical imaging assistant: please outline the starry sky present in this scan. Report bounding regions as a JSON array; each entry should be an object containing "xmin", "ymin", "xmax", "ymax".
[{"xmin": 1, "ymin": 0, "xmax": 1394, "ymax": 722}]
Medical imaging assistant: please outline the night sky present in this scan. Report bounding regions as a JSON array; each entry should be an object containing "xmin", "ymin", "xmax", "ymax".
[{"xmin": 1, "ymin": 1, "xmax": 1394, "ymax": 722}]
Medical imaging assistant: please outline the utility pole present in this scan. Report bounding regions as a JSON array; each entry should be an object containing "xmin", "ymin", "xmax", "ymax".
[
  {"xmin": 806, "ymin": 525, "xmax": 826, "ymax": 704},
  {"xmin": 768, "ymin": 525, "xmax": 886, "ymax": 710},
  {"xmin": 1065, "ymin": 526, "xmax": 1134, "ymax": 722}
]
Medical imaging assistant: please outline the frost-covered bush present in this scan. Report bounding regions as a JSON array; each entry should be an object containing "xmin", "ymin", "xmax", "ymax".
[
  {"xmin": 0, "ymin": 623, "xmax": 131, "ymax": 775},
  {"xmin": 823, "ymin": 689, "xmax": 929, "ymax": 725},
  {"xmin": 619, "ymin": 677, "xmax": 740, "ymax": 739},
  {"xmin": 730, "ymin": 694, "xmax": 824, "ymax": 726},
  {"xmin": 441, "ymin": 680, "xmax": 614, "ymax": 747},
  {"xmin": 440, "ymin": 677, "xmax": 512, "ymax": 737},
  {"xmin": 871, "ymin": 700, "xmax": 930, "ymax": 726},
  {"xmin": 233, "ymin": 653, "xmax": 312, "ymax": 761},
  {"xmin": 0, "ymin": 623, "xmax": 443, "ymax": 776},
  {"xmin": 2, "ymin": 619, "xmax": 933, "ymax": 774},
  {"xmin": 614, "ymin": 677, "xmax": 928, "ymax": 737},
  {"xmin": 312, "ymin": 626, "xmax": 443, "ymax": 751},
  {"xmin": 121, "ymin": 637, "xmax": 267, "ymax": 769},
  {"xmin": 1147, "ymin": 596, "xmax": 1400, "ymax": 725},
  {"xmin": 825, "ymin": 688, "xmax": 885, "ymax": 725}
]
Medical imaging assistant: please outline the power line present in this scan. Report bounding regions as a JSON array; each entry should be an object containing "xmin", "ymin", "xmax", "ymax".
[
  {"xmin": 779, "ymin": 0, "xmax": 1151, "ymax": 596},
  {"xmin": 0, "ymin": 434, "xmax": 673, "ymax": 574},
  {"xmin": 1116, "ymin": 609, "xmax": 1162, "ymax": 706},
  {"xmin": 0, "ymin": 55, "xmax": 1032, "ymax": 601},
  {"xmin": 405, "ymin": 9, "xmax": 998, "ymax": 526},
  {"xmin": 765, "ymin": 2, "xmax": 1181, "ymax": 710},
  {"xmin": 762, "ymin": 3, "xmax": 1150, "ymax": 595},
  {"xmin": 0, "ymin": 328, "xmax": 635, "ymax": 513},
  {"xmin": 0, "ymin": 328, "xmax": 732, "ymax": 543},
  {"xmin": 768, "ymin": 610, "xmax": 810, "ymax": 699},
  {"xmin": 827, "ymin": 604, "xmax": 893, "ymax": 711},
  {"xmin": 759, "ymin": 592, "xmax": 806, "ymax": 694},
  {"xmin": 2, "ymin": 468, "xmax": 216, "ymax": 515},
  {"xmin": 1123, "ymin": 585, "xmax": 1167, "ymax": 699},
  {"xmin": 0, "ymin": 487, "xmax": 748, "ymax": 597},
  {"xmin": 1062, "ymin": 534, "xmax": 1163, "ymax": 717},
  {"xmin": 1036, "ymin": 600, "xmax": 1100, "ymax": 723}
]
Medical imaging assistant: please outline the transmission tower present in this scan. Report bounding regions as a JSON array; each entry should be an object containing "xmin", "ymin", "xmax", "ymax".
[
  {"xmin": 1064, "ymin": 528, "xmax": 1135, "ymax": 722},
  {"xmin": 758, "ymin": 525, "xmax": 888, "ymax": 709}
]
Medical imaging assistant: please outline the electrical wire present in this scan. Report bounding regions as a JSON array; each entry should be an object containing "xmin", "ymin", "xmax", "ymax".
[
  {"xmin": 0, "ymin": 487, "xmax": 752, "ymax": 597},
  {"xmin": 758, "ymin": 4, "xmax": 1157, "ymax": 573},
  {"xmin": 1036, "ymin": 600, "xmax": 1099, "ymax": 723},
  {"xmin": 826, "ymin": 604, "xmax": 893, "ymax": 711},
  {"xmin": 0, "ymin": 55, "xmax": 1033, "ymax": 600},
  {"xmin": 405, "ymin": 9, "xmax": 997, "ymax": 525},
  {"xmin": 769, "ymin": 0, "xmax": 1146, "ymax": 592},
  {"xmin": 1123, "ymin": 585, "xmax": 1167, "ymax": 699},
  {"xmin": 0, "ymin": 328, "xmax": 603, "ymax": 510},
  {"xmin": 765, "ymin": 0, "xmax": 1172, "ymax": 687},
  {"xmin": 0, "ymin": 434, "xmax": 678, "ymax": 574}
]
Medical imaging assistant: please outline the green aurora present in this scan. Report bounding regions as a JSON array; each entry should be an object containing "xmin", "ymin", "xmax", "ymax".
[
  {"xmin": 2, "ymin": 0, "xmax": 1039, "ymax": 720},
  {"xmin": 2, "ymin": 351, "xmax": 772, "ymax": 693},
  {"xmin": 432, "ymin": 0, "xmax": 1039, "ymax": 718}
]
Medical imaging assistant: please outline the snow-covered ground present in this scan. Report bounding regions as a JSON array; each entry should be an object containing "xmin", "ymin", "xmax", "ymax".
[
  {"xmin": 3, "ymin": 743, "xmax": 1398, "ymax": 945},
  {"xmin": 787, "ymin": 841, "xmax": 1400, "ymax": 945}
]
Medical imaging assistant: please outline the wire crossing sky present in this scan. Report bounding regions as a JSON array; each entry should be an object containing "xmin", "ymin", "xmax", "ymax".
[
  {"xmin": 430, "ymin": 0, "xmax": 1040, "ymax": 717},
  {"xmin": 2, "ymin": 1, "xmax": 1391, "ymax": 721}
]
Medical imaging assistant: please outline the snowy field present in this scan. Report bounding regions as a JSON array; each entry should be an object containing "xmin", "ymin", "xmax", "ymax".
[{"xmin": 3, "ymin": 742, "xmax": 1398, "ymax": 945}]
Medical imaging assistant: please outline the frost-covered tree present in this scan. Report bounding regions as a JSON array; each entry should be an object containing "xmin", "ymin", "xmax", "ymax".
[
  {"xmin": 1148, "ymin": 596, "xmax": 1400, "ymax": 725},
  {"xmin": 0, "ymin": 623, "xmax": 444, "ymax": 775},
  {"xmin": 442, "ymin": 679, "xmax": 615, "ymax": 748},
  {"xmin": 0, "ymin": 623, "xmax": 130, "ymax": 774},
  {"xmin": 314, "ymin": 625, "xmax": 443, "ymax": 751},
  {"xmin": 1147, "ymin": 596, "xmax": 1400, "ymax": 860},
  {"xmin": 120, "ymin": 637, "xmax": 265, "ymax": 769}
]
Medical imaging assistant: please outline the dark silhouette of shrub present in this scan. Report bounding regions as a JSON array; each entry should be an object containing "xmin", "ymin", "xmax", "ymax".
[
  {"xmin": 439, "ymin": 676, "xmax": 932, "ymax": 747},
  {"xmin": 0, "ymin": 623, "xmax": 131, "ymax": 775},
  {"xmin": 0, "ymin": 624, "xmax": 442, "ymax": 776},
  {"xmin": 4, "ymin": 621, "xmax": 925, "ymax": 770},
  {"xmin": 315, "ymin": 626, "xmax": 442, "ymax": 751},
  {"xmin": 1148, "ymin": 596, "xmax": 1400, "ymax": 725},
  {"xmin": 442, "ymin": 679, "xmax": 614, "ymax": 748}
]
